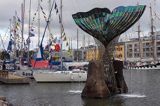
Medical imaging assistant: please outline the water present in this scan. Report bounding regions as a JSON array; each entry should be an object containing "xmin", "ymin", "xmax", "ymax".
[{"xmin": 0, "ymin": 69, "xmax": 160, "ymax": 106}]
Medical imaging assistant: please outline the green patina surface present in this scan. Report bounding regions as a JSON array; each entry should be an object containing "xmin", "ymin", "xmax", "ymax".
[{"xmin": 72, "ymin": 5, "xmax": 146, "ymax": 45}]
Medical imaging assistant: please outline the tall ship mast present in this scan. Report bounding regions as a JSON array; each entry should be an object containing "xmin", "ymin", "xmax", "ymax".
[
  {"xmin": 27, "ymin": 0, "xmax": 31, "ymax": 64},
  {"xmin": 38, "ymin": 0, "xmax": 41, "ymax": 46},
  {"xmin": 137, "ymin": 21, "xmax": 142, "ymax": 61},
  {"xmin": 60, "ymin": 0, "xmax": 63, "ymax": 68},
  {"xmin": 20, "ymin": 0, "xmax": 26, "ymax": 51},
  {"xmin": 150, "ymin": 4, "xmax": 157, "ymax": 63}
]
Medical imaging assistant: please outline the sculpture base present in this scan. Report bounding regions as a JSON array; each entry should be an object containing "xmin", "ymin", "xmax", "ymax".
[
  {"xmin": 81, "ymin": 61, "xmax": 110, "ymax": 98},
  {"xmin": 82, "ymin": 60, "xmax": 128, "ymax": 98}
]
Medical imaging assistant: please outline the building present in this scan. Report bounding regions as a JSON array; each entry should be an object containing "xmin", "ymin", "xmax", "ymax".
[
  {"xmin": 124, "ymin": 32, "xmax": 160, "ymax": 63},
  {"xmin": 69, "ymin": 48, "xmax": 87, "ymax": 61},
  {"xmin": 85, "ymin": 45, "xmax": 99, "ymax": 61},
  {"xmin": 114, "ymin": 43, "xmax": 125, "ymax": 61}
]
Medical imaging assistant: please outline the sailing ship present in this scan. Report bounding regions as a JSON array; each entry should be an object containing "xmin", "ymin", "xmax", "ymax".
[
  {"xmin": 32, "ymin": 0, "xmax": 88, "ymax": 82},
  {"xmin": 128, "ymin": 3, "xmax": 160, "ymax": 70}
]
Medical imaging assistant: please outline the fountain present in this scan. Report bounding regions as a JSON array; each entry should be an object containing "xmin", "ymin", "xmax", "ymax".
[{"xmin": 72, "ymin": 5, "xmax": 146, "ymax": 98}]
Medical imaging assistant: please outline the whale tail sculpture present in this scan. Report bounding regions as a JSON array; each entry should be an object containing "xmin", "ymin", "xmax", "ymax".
[{"xmin": 72, "ymin": 5, "xmax": 146, "ymax": 98}]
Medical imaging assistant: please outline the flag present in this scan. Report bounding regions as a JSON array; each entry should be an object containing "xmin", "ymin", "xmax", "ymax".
[
  {"xmin": 26, "ymin": 37, "xmax": 30, "ymax": 44},
  {"xmin": 54, "ymin": 3, "xmax": 59, "ymax": 14},
  {"xmin": 54, "ymin": 3, "xmax": 57, "ymax": 9},
  {"xmin": 44, "ymin": 15, "xmax": 47, "ymax": 19},
  {"xmin": 45, "ymin": 44, "xmax": 49, "ymax": 50},
  {"xmin": 17, "ymin": 16, "xmax": 21, "ymax": 22},
  {"xmin": 63, "ymin": 36, "xmax": 67, "ymax": 41},
  {"xmin": 16, "ymin": 22, "xmax": 20, "ymax": 27},
  {"xmin": 62, "ymin": 32, "xmax": 65, "ymax": 36},
  {"xmin": 53, "ymin": 37, "xmax": 57, "ymax": 43},
  {"xmin": 66, "ymin": 42, "xmax": 69, "ymax": 46},
  {"xmin": 59, "ymin": 15, "xmax": 61, "ymax": 23},
  {"xmin": 56, "ymin": 9, "xmax": 58, "ymax": 14},
  {"xmin": 57, "ymin": 39, "xmax": 62, "ymax": 44},
  {"xmin": 67, "ymin": 48, "xmax": 72, "ymax": 56},
  {"xmin": 29, "ymin": 28, "xmax": 35, "ymax": 37},
  {"xmin": 42, "ymin": 11, "xmax": 46, "ymax": 15},
  {"xmin": 40, "ymin": 6, "xmax": 43, "ymax": 11}
]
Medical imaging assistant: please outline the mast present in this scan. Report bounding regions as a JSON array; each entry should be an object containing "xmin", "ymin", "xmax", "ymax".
[
  {"xmin": 21, "ymin": 0, "xmax": 25, "ymax": 50},
  {"xmin": 83, "ymin": 34, "xmax": 85, "ymax": 49},
  {"xmin": 77, "ymin": 28, "xmax": 79, "ymax": 61},
  {"xmin": 71, "ymin": 37, "xmax": 72, "ymax": 50},
  {"xmin": 150, "ymin": 4, "xmax": 157, "ymax": 62},
  {"xmin": 27, "ymin": 0, "xmax": 31, "ymax": 64},
  {"xmin": 137, "ymin": 22, "xmax": 142, "ymax": 60},
  {"xmin": 13, "ymin": 13, "xmax": 17, "ymax": 59},
  {"xmin": 38, "ymin": 0, "xmax": 41, "ymax": 46},
  {"xmin": 48, "ymin": 0, "xmax": 52, "ymax": 42},
  {"xmin": 137, "ymin": 1, "xmax": 142, "ymax": 61},
  {"xmin": 9, "ymin": 19, "xmax": 12, "ymax": 41},
  {"xmin": 83, "ymin": 34, "xmax": 85, "ymax": 61},
  {"xmin": 60, "ymin": 0, "xmax": 63, "ymax": 68}
]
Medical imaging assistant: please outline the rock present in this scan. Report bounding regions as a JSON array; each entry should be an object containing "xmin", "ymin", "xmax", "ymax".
[
  {"xmin": 82, "ymin": 59, "xmax": 128, "ymax": 98},
  {"xmin": 0, "ymin": 96, "xmax": 6, "ymax": 101},
  {"xmin": 113, "ymin": 60, "xmax": 128, "ymax": 93},
  {"xmin": 0, "ymin": 96, "xmax": 10, "ymax": 106},
  {"xmin": 82, "ymin": 60, "xmax": 110, "ymax": 98}
]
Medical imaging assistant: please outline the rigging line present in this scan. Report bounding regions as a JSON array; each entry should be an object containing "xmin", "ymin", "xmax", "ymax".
[
  {"xmin": 31, "ymin": 8, "xmax": 39, "ymax": 26},
  {"xmin": 40, "ymin": 0, "xmax": 56, "ymax": 46},
  {"xmin": 38, "ymin": 1, "xmax": 54, "ymax": 41},
  {"xmin": 33, "ymin": 0, "xmax": 56, "ymax": 68}
]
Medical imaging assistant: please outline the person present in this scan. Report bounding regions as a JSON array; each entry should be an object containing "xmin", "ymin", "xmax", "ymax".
[{"xmin": 2, "ymin": 61, "xmax": 6, "ymax": 70}]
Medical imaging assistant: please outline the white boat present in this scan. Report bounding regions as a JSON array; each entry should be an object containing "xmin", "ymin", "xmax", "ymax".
[
  {"xmin": 33, "ymin": 69, "xmax": 87, "ymax": 82},
  {"xmin": 33, "ymin": 62, "xmax": 88, "ymax": 82}
]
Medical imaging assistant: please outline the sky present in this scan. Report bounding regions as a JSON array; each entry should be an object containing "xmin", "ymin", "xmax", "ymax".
[{"xmin": 0, "ymin": 0, "xmax": 160, "ymax": 50}]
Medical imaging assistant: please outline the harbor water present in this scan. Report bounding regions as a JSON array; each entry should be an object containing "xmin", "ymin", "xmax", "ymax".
[{"xmin": 0, "ymin": 69, "xmax": 160, "ymax": 106}]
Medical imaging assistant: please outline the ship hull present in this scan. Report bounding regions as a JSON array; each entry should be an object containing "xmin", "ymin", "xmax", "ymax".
[{"xmin": 33, "ymin": 71, "xmax": 87, "ymax": 82}]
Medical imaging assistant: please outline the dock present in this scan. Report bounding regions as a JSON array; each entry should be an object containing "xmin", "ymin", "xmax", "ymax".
[{"xmin": 0, "ymin": 71, "xmax": 30, "ymax": 84}]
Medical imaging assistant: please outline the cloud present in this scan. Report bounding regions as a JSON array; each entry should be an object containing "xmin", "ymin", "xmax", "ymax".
[{"xmin": 0, "ymin": 0, "xmax": 160, "ymax": 50}]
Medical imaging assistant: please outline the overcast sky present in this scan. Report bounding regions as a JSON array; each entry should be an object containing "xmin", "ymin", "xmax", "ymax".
[{"xmin": 0, "ymin": 0, "xmax": 160, "ymax": 50}]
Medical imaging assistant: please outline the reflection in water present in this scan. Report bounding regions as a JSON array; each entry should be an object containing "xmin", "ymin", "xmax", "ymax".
[
  {"xmin": 68, "ymin": 90, "xmax": 82, "ymax": 94},
  {"xmin": 82, "ymin": 97, "xmax": 126, "ymax": 106},
  {"xmin": 0, "ymin": 70, "xmax": 160, "ymax": 106},
  {"xmin": 117, "ymin": 93, "xmax": 146, "ymax": 98}
]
